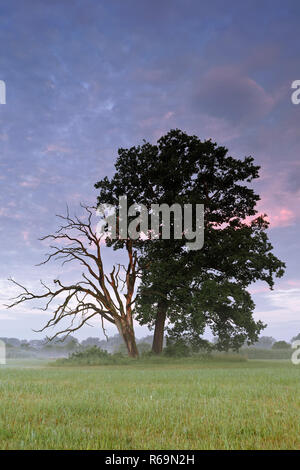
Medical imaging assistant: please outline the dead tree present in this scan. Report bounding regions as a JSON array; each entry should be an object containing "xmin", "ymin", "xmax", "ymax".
[{"xmin": 6, "ymin": 205, "xmax": 140, "ymax": 358}]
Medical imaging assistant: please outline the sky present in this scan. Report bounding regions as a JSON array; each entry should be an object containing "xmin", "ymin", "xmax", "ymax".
[{"xmin": 0, "ymin": 0, "xmax": 299, "ymax": 342}]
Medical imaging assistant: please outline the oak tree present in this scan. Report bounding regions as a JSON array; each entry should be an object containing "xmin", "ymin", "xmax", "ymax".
[{"xmin": 95, "ymin": 129, "xmax": 285, "ymax": 353}]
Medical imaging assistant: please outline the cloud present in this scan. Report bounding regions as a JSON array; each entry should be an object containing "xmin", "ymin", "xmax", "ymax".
[
  {"xmin": 251, "ymin": 287, "xmax": 300, "ymax": 338},
  {"xmin": 0, "ymin": 207, "xmax": 23, "ymax": 220},
  {"xmin": 264, "ymin": 288, "xmax": 300, "ymax": 317},
  {"xmin": 253, "ymin": 170, "xmax": 300, "ymax": 228},
  {"xmin": 286, "ymin": 165, "xmax": 300, "ymax": 193},
  {"xmin": 265, "ymin": 208, "xmax": 296, "ymax": 228},
  {"xmin": 192, "ymin": 66, "xmax": 276, "ymax": 125},
  {"xmin": 286, "ymin": 280, "xmax": 300, "ymax": 288},
  {"xmin": 248, "ymin": 285, "xmax": 270, "ymax": 295},
  {"xmin": 45, "ymin": 144, "xmax": 72, "ymax": 154},
  {"xmin": 19, "ymin": 177, "xmax": 41, "ymax": 188},
  {"xmin": 0, "ymin": 279, "xmax": 39, "ymax": 317},
  {"xmin": 0, "ymin": 313, "xmax": 16, "ymax": 321},
  {"xmin": 21, "ymin": 230, "xmax": 30, "ymax": 246}
]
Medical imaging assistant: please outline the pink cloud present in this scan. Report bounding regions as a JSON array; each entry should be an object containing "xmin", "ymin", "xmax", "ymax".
[
  {"xmin": 248, "ymin": 285, "xmax": 270, "ymax": 295},
  {"xmin": 265, "ymin": 208, "xmax": 295, "ymax": 228},
  {"xmin": 243, "ymin": 207, "xmax": 296, "ymax": 229},
  {"xmin": 286, "ymin": 280, "xmax": 300, "ymax": 288},
  {"xmin": 0, "ymin": 207, "xmax": 23, "ymax": 220},
  {"xmin": 163, "ymin": 111, "xmax": 174, "ymax": 120},
  {"xmin": 252, "ymin": 170, "xmax": 300, "ymax": 228},
  {"xmin": 21, "ymin": 231, "xmax": 31, "ymax": 246},
  {"xmin": 20, "ymin": 177, "xmax": 40, "ymax": 188},
  {"xmin": 45, "ymin": 144, "xmax": 71, "ymax": 154}
]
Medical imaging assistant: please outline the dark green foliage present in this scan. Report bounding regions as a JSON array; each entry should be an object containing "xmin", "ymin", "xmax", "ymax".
[
  {"xmin": 163, "ymin": 338, "xmax": 192, "ymax": 357},
  {"xmin": 55, "ymin": 346, "xmax": 130, "ymax": 366},
  {"xmin": 70, "ymin": 346, "xmax": 110, "ymax": 359},
  {"xmin": 163, "ymin": 336, "xmax": 214, "ymax": 357},
  {"xmin": 272, "ymin": 341, "xmax": 291, "ymax": 350},
  {"xmin": 95, "ymin": 129, "xmax": 285, "ymax": 351}
]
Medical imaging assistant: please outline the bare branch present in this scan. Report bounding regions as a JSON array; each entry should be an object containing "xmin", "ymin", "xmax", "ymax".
[{"xmin": 6, "ymin": 204, "xmax": 140, "ymax": 353}]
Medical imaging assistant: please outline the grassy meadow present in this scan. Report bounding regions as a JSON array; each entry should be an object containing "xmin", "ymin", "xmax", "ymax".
[{"xmin": 0, "ymin": 357, "xmax": 299, "ymax": 450}]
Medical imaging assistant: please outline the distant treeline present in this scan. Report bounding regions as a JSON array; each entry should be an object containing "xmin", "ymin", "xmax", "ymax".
[
  {"xmin": 0, "ymin": 334, "xmax": 297, "ymax": 359},
  {"xmin": 0, "ymin": 334, "xmax": 154, "ymax": 358}
]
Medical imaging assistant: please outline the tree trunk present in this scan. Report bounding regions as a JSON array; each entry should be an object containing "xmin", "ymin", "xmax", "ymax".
[
  {"xmin": 123, "ymin": 327, "xmax": 139, "ymax": 358},
  {"xmin": 152, "ymin": 302, "xmax": 167, "ymax": 354},
  {"xmin": 116, "ymin": 319, "xmax": 139, "ymax": 358}
]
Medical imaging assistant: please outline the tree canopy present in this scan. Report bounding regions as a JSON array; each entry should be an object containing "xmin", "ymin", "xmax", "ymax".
[{"xmin": 95, "ymin": 129, "xmax": 285, "ymax": 353}]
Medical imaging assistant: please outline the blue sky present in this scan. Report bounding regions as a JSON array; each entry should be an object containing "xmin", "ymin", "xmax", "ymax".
[{"xmin": 0, "ymin": 0, "xmax": 300, "ymax": 341}]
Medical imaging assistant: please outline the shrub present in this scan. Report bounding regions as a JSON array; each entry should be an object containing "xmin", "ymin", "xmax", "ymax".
[
  {"xmin": 53, "ymin": 346, "xmax": 131, "ymax": 366},
  {"xmin": 163, "ymin": 338, "xmax": 191, "ymax": 357},
  {"xmin": 70, "ymin": 346, "xmax": 110, "ymax": 359}
]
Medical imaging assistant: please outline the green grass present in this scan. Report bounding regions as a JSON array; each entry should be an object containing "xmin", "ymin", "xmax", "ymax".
[{"xmin": 0, "ymin": 358, "xmax": 299, "ymax": 449}]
